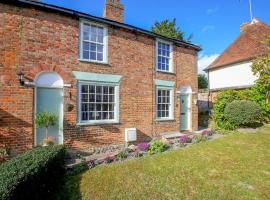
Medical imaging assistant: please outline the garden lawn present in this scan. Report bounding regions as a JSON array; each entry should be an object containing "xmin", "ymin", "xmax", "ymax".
[{"xmin": 60, "ymin": 125, "xmax": 270, "ymax": 200}]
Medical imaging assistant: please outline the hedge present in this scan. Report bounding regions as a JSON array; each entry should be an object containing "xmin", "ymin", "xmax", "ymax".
[
  {"xmin": 224, "ymin": 100, "xmax": 261, "ymax": 128},
  {"xmin": 0, "ymin": 145, "xmax": 66, "ymax": 200}
]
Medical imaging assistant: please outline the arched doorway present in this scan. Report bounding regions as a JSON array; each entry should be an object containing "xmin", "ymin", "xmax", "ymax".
[
  {"xmin": 34, "ymin": 72, "xmax": 64, "ymax": 145},
  {"xmin": 179, "ymin": 86, "xmax": 192, "ymax": 131}
]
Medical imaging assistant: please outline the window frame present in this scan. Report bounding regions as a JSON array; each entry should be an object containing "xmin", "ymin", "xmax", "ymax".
[
  {"xmin": 77, "ymin": 81, "xmax": 119, "ymax": 125},
  {"xmin": 156, "ymin": 39, "xmax": 173, "ymax": 73},
  {"xmin": 79, "ymin": 20, "xmax": 108, "ymax": 64},
  {"xmin": 156, "ymin": 87, "xmax": 174, "ymax": 121}
]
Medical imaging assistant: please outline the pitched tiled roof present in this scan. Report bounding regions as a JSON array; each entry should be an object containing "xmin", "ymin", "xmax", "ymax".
[{"xmin": 205, "ymin": 18, "xmax": 270, "ymax": 71}]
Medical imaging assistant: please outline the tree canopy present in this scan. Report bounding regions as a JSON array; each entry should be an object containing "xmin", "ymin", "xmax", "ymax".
[
  {"xmin": 198, "ymin": 74, "xmax": 208, "ymax": 89},
  {"xmin": 251, "ymin": 36, "xmax": 270, "ymax": 102},
  {"xmin": 151, "ymin": 18, "xmax": 192, "ymax": 42}
]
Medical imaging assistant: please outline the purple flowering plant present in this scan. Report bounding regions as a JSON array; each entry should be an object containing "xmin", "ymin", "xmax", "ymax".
[
  {"xmin": 201, "ymin": 130, "xmax": 210, "ymax": 137},
  {"xmin": 179, "ymin": 135, "xmax": 189, "ymax": 144},
  {"xmin": 137, "ymin": 142, "xmax": 150, "ymax": 151}
]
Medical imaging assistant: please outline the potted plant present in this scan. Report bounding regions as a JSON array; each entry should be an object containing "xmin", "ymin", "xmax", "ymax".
[{"xmin": 35, "ymin": 111, "xmax": 58, "ymax": 146}]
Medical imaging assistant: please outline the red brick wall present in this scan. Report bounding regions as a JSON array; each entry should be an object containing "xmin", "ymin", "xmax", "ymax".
[{"xmin": 0, "ymin": 3, "xmax": 198, "ymax": 154}]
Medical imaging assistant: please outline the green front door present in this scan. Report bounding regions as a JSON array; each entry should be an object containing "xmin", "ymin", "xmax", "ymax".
[
  {"xmin": 180, "ymin": 95, "xmax": 189, "ymax": 131},
  {"xmin": 35, "ymin": 88, "xmax": 64, "ymax": 145}
]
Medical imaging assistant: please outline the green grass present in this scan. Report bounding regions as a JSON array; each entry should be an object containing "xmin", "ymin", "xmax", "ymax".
[{"xmin": 60, "ymin": 126, "xmax": 270, "ymax": 200}]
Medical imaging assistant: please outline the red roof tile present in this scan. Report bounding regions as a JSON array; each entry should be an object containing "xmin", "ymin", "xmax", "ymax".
[{"xmin": 205, "ymin": 18, "xmax": 270, "ymax": 71}]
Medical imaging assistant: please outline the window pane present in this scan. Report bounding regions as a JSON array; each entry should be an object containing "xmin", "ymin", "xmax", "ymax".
[
  {"xmin": 81, "ymin": 85, "xmax": 88, "ymax": 93},
  {"xmin": 97, "ymin": 53, "xmax": 103, "ymax": 61},
  {"xmin": 109, "ymin": 112, "xmax": 114, "ymax": 119},
  {"xmin": 89, "ymin": 85, "xmax": 95, "ymax": 93},
  {"xmin": 97, "ymin": 35, "xmax": 103, "ymax": 43},
  {"xmin": 96, "ymin": 86, "xmax": 102, "ymax": 93},
  {"xmin": 89, "ymin": 94, "xmax": 95, "ymax": 102},
  {"xmin": 102, "ymin": 112, "xmax": 108, "ymax": 120},
  {"xmin": 96, "ymin": 104, "xmax": 102, "ymax": 111},
  {"xmin": 90, "ymin": 43, "xmax": 96, "ymax": 51},
  {"xmin": 96, "ymin": 94, "xmax": 102, "ymax": 102},
  {"xmin": 83, "ymin": 42, "xmax": 90, "ymax": 51},
  {"xmin": 83, "ymin": 51, "xmax": 89, "ymax": 59},
  {"xmin": 89, "ymin": 112, "xmax": 95, "ymax": 120},
  {"xmin": 90, "ymin": 52, "xmax": 96, "ymax": 60},
  {"xmin": 103, "ymin": 104, "xmax": 108, "ymax": 111},
  {"xmin": 97, "ymin": 44, "xmax": 103, "ymax": 53},
  {"xmin": 89, "ymin": 104, "xmax": 95, "ymax": 111},
  {"xmin": 82, "ymin": 112, "xmax": 88, "ymax": 120},
  {"xmin": 82, "ymin": 94, "xmax": 88, "ymax": 102},
  {"xmin": 96, "ymin": 112, "xmax": 102, "ymax": 120},
  {"xmin": 103, "ymin": 94, "xmax": 108, "ymax": 102},
  {"xmin": 109, "ymin": 104, "xmax": 114, "ymax": 111},
  {"xmin": 109, "ymin": 95, "xmax": 114, "ymax": 102},
  {"xmin": 81, "ymin": 103, "xmax": 88, "ymax": 111},
  {"xmin": 109, "ymin": 87, "xmax": 114, "ymax": 94}
]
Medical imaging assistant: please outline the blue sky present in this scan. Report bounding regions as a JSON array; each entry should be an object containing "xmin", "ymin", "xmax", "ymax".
[{"xmin": 42, "ymin": 0, "xmax": 270, "ymax": 73}]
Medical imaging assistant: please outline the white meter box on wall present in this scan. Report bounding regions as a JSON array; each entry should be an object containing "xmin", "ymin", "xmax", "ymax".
[{"xmin": 125, "ymin": 128, "xmax": 137, "ymax": 142}]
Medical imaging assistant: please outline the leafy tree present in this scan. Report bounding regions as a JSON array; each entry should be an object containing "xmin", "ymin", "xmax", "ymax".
[
  {"xmin": 35, "ymin": 111, "xmax": 58, "ymax": 141},
  {"xmin": 198, "ymin": 74, "xmax": 208, "ymax": 89},
  {"xmin": 251, "ymin": 36, "xmax": 270, "ymax": 121},
  {"xmin": 151, "ymin": 18, "xmax": 192, "ymax": 42}
]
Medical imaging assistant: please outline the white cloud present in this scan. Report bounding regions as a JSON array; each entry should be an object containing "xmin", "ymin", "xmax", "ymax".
[
  {"xmin": 202, "ymin": 25, "xmax": 215, "ymax": 33},
  {"xmin": 198, "ymin": 54, "xmax": 219, "ymax": 74},
  {"xmin": 206, "ymin": 8, "xmax": 219, "ymax": 15}
]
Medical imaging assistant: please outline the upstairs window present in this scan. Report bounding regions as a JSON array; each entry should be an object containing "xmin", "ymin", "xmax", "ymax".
[
  {"xmin": 156, "ymin": 40, "xmax": 173, "ymax": 72},
  {"xmin": 80, "ymin": 21, "xmax": 108, "ymax": 63}
]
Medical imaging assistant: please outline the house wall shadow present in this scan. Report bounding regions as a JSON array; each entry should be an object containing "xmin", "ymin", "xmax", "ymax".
[{"xmin": 0, "ymin": 108, "xmax": 33, "ymax": 154}]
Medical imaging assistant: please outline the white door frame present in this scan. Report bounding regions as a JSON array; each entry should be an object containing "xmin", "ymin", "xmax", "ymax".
[{"xmin": 34, "ymin": 72, "xmax": 64, "ymax": 146}]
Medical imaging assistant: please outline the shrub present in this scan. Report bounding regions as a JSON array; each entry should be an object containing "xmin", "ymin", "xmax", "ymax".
[
  {"xmin": 137, "ymin": 143, "xmax": 150, "ymax": 151},
  {"xmin": 35, "ymin": 111, "xmax": 58, "ymax": 145},
  {"xmin": 224, "ymin": 100, "xmax": 262, "ymax": 128},
  {"xmin": 194, "ymin": 135, "xmax": 208, "ymax": 143},
  {"xmin": 116, "ymin": 149, "xmax": 128, "ymax": 161},
  {"xmin": 148, "ymin": 140, "xmax": 166, "ymax": 155},
  {"xmin": 0, "ymin": 145, "xmax": 66, "ymax": 200},
  {"xmin": 212, "ymin": 90, "xmax": 243, "ymax": 130}
]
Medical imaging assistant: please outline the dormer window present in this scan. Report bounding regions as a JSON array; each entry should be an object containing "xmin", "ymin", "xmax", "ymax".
[
  {"xmin": 156, "ymin": 39, "xmax": 173, "ymax": 73},
  {"xmin": 79, "ymin": 20, "xmax": 108, "ymax": 63}
]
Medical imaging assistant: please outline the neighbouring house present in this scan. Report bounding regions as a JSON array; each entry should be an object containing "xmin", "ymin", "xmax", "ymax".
[
  {"xmin": 0, "ymin": 0, "xmax": 200, "ymax": 154},
  {"xmin": 204, "ymin": 18, "xmax": 270, "ymax": 104}
]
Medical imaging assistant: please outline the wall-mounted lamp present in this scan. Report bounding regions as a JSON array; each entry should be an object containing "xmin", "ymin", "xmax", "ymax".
[{"xmin": 17, "ymin": 71, "xmax": 25, "ymax": 86}]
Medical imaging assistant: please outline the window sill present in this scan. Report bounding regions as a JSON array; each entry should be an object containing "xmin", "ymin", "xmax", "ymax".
[
  {"xmin": 78, "ymin": 59, "xmax": 111, "ymax": 66},
  {"xmin": 156, "ymin": 70, "xmax": 176, "ymax": 75},
  {"xmin": 77, "ymin": 121, "xmax": 120, "ymax": 126},
  {"xmin": 155, "ymin": 118, "xmax": 175, "ymax": 122}
]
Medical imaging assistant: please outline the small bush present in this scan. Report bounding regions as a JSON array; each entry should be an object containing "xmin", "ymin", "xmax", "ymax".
[
  {"xmin": 148, "ymin": 140, "xmax": 166, "ymax": 155},
  {"xmin": 116, "ymin": 149, "xmax": 128, "ymax": 161},
  {"xmin": 0, "ymin": 145, "xmax": 66, "ymax": 200},
  {"xmin": 224, "ymin": 100, "xmax": 262, "ymax": 128}
]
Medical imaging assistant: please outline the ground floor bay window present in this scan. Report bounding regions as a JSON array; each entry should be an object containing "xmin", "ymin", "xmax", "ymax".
[{"xmin": 73, "ymin": 71, "xmax": 122, "ymax": 125}]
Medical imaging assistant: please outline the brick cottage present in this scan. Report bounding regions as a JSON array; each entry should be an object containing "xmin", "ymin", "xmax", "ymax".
[{"xmin": 0, "ymin": 0, "xmax": 201, "ymax": 154}]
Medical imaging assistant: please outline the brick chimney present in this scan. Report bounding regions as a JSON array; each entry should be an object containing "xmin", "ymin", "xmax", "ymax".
[{"xmin": 103, "ymin": 0, "xmax": 124, "ymax": 23}]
